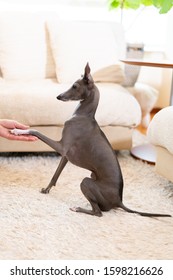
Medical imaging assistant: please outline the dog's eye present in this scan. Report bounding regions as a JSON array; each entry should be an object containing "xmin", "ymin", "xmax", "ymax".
[{"xmin": 72, "ymin": 83, "xmax": 78, "ymax": 89}]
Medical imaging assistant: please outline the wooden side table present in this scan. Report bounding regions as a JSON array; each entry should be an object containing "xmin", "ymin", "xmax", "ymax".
[{"xmin": 121, "ymin": 59, "xmax": 173, "ymax": 164}]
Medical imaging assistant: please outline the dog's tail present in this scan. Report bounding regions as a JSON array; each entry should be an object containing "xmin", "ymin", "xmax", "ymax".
[{"xmin": 118, "ymin": 202, "xmax": 171, "ymax": 217}]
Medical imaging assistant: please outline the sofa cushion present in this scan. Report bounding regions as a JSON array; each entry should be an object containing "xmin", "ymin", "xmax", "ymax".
[
  {"xmin": 0, "ymin": 12, "xmax": 55, "ymax": 80},
  {"xmin": 147, "ymin": 106, "xmax": 173, "ymax": 154},
  {"xmin": 0, "ymin": 79, "xmax": 141, "ymax": 127},
  {"xmin": 47, "ymin": 20, "xmax": 125, "ymax": 83},
  {"xmin": 92, "ymin": 64, "xmax": 124, "ymax": 84}
]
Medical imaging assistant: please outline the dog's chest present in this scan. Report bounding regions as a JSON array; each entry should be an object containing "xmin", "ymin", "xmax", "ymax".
[
  {"xmin": 62, "ymin": 117, "xmax": 98, "ymax": 167},
  {"xmin": 63, "ymin": 117, "xmax": 96, "ymax": 140}
]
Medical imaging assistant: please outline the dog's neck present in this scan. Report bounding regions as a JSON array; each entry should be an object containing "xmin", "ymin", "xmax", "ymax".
[{"xmin": 73, "ymin": 86, "xmax": 100, "ymax": 119}]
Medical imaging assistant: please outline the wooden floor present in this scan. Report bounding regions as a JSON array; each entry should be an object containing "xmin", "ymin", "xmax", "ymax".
[{"xmin": 137, "ymin": 123, "xmax": 148, "ymax": 135}]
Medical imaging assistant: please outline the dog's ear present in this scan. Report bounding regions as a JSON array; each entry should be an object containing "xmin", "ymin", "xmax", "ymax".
[
  {"xmin": 84, "ymin": 63, "xmax": 90, "ymax": 76},
  {"xmin": 83, "ymin": 63, "xmax": 93, "ymax": 84}
]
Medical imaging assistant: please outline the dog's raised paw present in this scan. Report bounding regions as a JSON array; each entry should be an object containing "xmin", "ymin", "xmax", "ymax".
[{"xmin": 10, "ymin": 128, "xmax": 30, "ymax": 135}]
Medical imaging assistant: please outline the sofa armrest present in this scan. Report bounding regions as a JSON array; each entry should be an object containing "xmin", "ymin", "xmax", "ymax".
[{"xmin": 147, "ymin": 106, "xmax": 173, "ymax": 154}]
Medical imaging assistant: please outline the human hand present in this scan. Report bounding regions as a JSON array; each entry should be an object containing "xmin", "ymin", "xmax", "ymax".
[{"xmin": 0, "ymin": 119, "xmax": 37, "ymax": 141}]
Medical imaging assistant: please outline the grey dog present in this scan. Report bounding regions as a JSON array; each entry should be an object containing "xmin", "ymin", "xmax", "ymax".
[{"xmin": 12, "ymin": 63, "xmax": 171, "ymax": 217}]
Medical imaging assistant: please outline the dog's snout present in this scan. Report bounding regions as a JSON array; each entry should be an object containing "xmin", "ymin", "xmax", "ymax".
[
  {"xmin": 57, "ymin": 94, "xmax": 62, "ymax": 100},
  {"xmin": 57, "ymin": 92, "xmax": 69, "ymax": 102}
]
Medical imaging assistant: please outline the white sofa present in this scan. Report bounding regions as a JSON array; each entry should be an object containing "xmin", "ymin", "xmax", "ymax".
[
  {"xmin": 147, "ymin": 106, "xmax": 173, "ymax": 183},
  {"xmin": 0, "ymin": 12, "xmax": 158, "ymax": 152}
]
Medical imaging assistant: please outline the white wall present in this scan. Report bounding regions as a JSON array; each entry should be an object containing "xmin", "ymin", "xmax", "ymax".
[{"xmin": 166, "ymin": 10, "xmax": 173, "ymax": 60}]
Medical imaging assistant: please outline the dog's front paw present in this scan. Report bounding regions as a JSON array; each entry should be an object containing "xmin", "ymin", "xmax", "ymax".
[{"xmin": 40, "ymin": 188, "xmax": 50, "ymax": 194}]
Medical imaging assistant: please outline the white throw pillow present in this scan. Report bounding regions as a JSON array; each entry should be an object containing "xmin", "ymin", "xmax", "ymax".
[
  {"xmin": 47, "ymin": 20, "xmax": 121, "ymax": 83},
  {"xmin": 93, "ymin": 64, "xmax": 124, "ymax": 84},
  {"xmin": 0, "ymin": 12, "xmax": 47, "ymax": 79}
]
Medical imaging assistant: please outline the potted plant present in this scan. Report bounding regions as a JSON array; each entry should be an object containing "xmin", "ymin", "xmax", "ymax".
[{"xmin": 108, "ymin": 0, "xmax": 173, "ymax": 22}]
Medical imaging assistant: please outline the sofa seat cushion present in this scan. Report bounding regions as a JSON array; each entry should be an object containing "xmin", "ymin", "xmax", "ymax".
[
  {"xmin": 147, "ymin": 106, "xmax": 173, "ymax": 154},
  {"xmin": 0, "ymin": 79, "xmax": 141, "ymax": 127}
]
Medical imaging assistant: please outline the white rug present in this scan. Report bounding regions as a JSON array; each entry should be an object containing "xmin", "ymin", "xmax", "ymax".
[{"xmin": 0, "ymin": 131, "xmax": 173, "ymax": 260}]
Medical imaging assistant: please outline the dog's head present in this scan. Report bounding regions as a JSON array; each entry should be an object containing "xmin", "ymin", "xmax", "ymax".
[{"xmin": 57, "ymin": 63, "xmax": 94, "ymax": 102}]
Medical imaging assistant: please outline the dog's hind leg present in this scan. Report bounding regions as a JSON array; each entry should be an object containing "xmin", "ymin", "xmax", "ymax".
[
  {"xmin": 70, "ymin": 177, "xmax": 104, "ymax": 217},
  {"xmin": 41, "ymin": 156, "xmax": 68, "ymax": 194}
]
